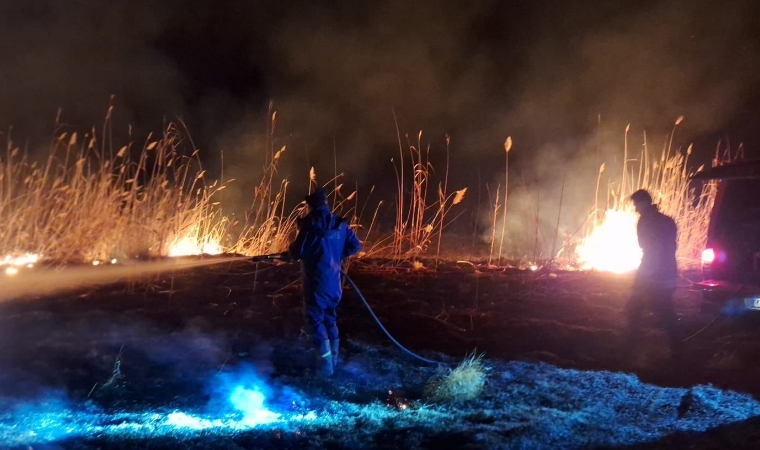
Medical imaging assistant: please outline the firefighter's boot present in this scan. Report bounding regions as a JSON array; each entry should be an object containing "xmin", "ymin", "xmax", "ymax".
[
  {"xmin": 330, "ymin": 339, "xmax": 340, "ymax": 371},
  {"xmin": 316, "ymin": 340, "xmax": 333, "ymax": 377}
]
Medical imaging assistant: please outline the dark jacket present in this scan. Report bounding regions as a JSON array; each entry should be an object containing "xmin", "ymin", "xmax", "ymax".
[
  {"xmin": 636, "ymin": 205, "xmax": 678, "ymax": 288},
  {"xmin": 288, "ymin": 205, "xmax": 362, "ymax": 306}
]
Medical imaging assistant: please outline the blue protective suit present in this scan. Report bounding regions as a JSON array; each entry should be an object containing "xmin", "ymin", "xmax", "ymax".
[{"xmin": 288, "ymin": 205, "xmax": 362, "ymax": 344}]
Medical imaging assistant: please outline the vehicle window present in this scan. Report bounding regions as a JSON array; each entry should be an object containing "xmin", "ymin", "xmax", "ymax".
[{"xmin": 714, "ymin": 178, "xmax": 760, "ymax": 241}]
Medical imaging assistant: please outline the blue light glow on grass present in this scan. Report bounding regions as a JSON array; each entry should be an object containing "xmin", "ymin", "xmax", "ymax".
[
  {"xmin": 165, "ymin": 412, "xmax": 221, "ymax": 430},
  {"xmin": 203, "ymin": 363, "xmax": 294, "ymax": 423},
  {"xmin": 229, "ymin": 385, "xmax": 281, "ymax": 425},
  {"xmin": 2, "ymin": 361, "xmax": 760, "ymax": 448}
]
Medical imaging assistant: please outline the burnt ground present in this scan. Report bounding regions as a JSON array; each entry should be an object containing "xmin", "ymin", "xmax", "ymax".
[{"xmin": 1, "ymin": 255, "xmax": 760, "ymax": 449}]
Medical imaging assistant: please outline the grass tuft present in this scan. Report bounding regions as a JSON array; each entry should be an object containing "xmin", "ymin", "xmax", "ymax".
[{"xmin": 423, "ymin": 352, "xmax": 488, "ymax": 404}]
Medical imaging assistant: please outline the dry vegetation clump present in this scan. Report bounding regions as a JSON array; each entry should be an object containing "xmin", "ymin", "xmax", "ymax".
[
  {"xmin": 245, "ymin": 126, "xmax": 469, "ymax": 266},
  {"xmin": 0, "ymin": 109, "xmax": 227, "ymax": 263},
  {"xmin": 423, "ymin": 352, "xmax": 488, "ymax": 404}
]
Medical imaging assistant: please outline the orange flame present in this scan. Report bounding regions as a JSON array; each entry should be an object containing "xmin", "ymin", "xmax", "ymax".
[
  {"xmin": 576, "ymin": 209, "xmax": 641, "ymax": 274},
  {"xmin": 166, "ymin": 228, "xmax": 223, "ymax": 257},
  {"xmin": 1, "ymin": 253, "xmax": 40, "ymax": 268}
]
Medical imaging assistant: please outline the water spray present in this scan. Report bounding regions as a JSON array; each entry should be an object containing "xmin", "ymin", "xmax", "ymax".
[
  {"xmin": 0, "ymin": 247, "xmax": 451, "ymax": 365},
  {"xmin": 0, "ymin": 255, "xmax": 250, "ymax": 303},
  {"xmin": 0, "ymin": 251, "xmax": 451, "ymax": 364}
]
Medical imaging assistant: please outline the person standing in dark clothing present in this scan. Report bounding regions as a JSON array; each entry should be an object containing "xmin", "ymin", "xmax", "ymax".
[
  {"xmin": 626, "ymin": 189, "xmax": 680, "ymax": 356},
  {"xmin": 288, "ymin": 188, "xmax": 362, "ymax": 377}
]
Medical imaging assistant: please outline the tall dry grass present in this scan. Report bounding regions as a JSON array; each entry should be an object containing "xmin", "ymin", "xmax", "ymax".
[
  {"xmin": 227, "ymin": 107, "xmax": 371, "ymax": 257},
  {"xmin": 0, "ymin": 106, "xmax": 470, "ymax": 267},
  {"xmin": 0, "ymin": 109, "xmax": 228, "ymax": 264},
  {"xmin": 365, "ymin": 130, "xmax": 466, "ymax": 262}
]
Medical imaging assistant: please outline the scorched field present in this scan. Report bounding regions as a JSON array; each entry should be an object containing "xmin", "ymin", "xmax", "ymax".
[{"xmin": 1, "ymin": 254, "xmax": 760, "ymax": 449}]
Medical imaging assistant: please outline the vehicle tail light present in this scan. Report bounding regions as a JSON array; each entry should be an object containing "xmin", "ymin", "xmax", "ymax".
[{"xmin": 702, "ymin": 248, "xmax": 715, "ymax": 264}]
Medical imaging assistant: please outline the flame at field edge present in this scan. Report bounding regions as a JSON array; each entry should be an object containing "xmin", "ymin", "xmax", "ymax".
[
  {"xmin": 167, "ymin": 236, "xmax": 223, "ymax": 257},
  {"xmin": 576, "ymin": 209, "xmax": 642, "ymax": 274}
]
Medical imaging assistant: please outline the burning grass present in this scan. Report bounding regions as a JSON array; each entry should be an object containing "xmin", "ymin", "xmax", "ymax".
[
  {"xmin": 0, "ymin": 107, "xmax": 306, "ymax": 266},
  {"xmin": 0, "ymin": 108, "xmax": 727, "ymax": 274},
  {"xmin": 0, "ymin": 112, "xmax": 229, "ymax": 264},
  {"xmin": 576, "ymin": 119, "xmax": 718, "ymax": 272},
  {"xmin": 0, "ymin": 107, "xmax": 477, "ymax": 292}
]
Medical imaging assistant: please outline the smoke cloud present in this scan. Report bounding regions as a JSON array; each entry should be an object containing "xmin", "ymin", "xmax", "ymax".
[{"xmin": 0, "ymin": 1, "xmax": 185, "ymax": 140}]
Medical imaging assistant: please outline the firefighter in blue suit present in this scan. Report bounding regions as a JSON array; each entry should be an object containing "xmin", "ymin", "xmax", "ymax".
[{"xmin": 288, "ymin": 188, "xmax": 362, "ymax": 376}]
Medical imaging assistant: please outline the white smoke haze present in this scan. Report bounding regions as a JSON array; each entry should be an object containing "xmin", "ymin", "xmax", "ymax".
[{"xmin": 479, "ymin": 136, "xmax": 602, "ymax": 260}]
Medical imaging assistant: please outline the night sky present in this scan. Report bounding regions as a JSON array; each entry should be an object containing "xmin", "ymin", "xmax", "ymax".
[{"xmin": 2, "ymin": 0, "xmax": 759, "ymax": 238}]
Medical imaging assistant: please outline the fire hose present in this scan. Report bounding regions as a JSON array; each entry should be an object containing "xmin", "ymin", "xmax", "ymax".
[{"xmin": 251, "ymin": 253, "xmax": 449, "ymax": 366}]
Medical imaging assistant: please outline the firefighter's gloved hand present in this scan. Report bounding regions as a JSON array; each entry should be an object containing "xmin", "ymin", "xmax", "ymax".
[{"xmin": 340, "ymin": 267, "xmax": 352, "ymax": 290}]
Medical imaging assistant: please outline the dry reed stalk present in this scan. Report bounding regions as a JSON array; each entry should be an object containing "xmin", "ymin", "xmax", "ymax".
[
  {"xmin": 434, "ymin": 135, "xmax": 451, "ymax": 268},
  {"xmin": 550, "ymin": 174, "xmax": 566, "ymax": 263},
  {"xmin": 487, "ymin": 185, "xmax": 500, "ymax": 265},
  {"xmin": 226, "ymin": 107, "xmax": 322, "ymax": 257},
  {"xmin": 621, "ymin": 124, "xmax": 630, "ymax": 199},
  {"xmin": 383, "ymin": 130, "xmax": 466, "ymax": 263},
  {"xmin": 392, "ymin": 111, "xmax": 405, "ymax": 260},
  {"xmin": 533, "ymin": 187, "xmax": 540, "ymax": 263},
  {"xmin": 470, "ymin": 166, "xmax": 482, "ymax": 261},
  {"xmin": 497, "ymin": 137, "xmax": 512, "ymax": 264}
]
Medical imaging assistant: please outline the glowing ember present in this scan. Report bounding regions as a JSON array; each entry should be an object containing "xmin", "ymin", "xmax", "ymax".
[
  {"xmin": 5, "ymin": 267, "xmax": 19, "ymax": 276},
  {"xmin": 167, "ymin": 236, "xmax": 222, "ymax": 257},
  {"xmin": 87, "ymin": 259, "xmax": 116, "ymax": 266},
  {"xmin": 0, "ymin": 252, "xmax": 40, "ymax": 268},
  {"xmin": 576, "ymin": 209, "xmax": 642, "ymax": 274}
]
